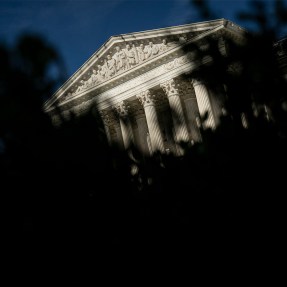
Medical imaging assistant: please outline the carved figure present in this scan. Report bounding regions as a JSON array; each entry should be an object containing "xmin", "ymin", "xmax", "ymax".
[
  {"xmin": 144, "ymin": 42, "xmax": 159, "ymax": 59},
  {"xmin": 113, "ymin": 46, "xmax": 127, "ymax": 72},
  {"xmin": 76, "ymin": 80, "xmax": 85, "ymax": 93},
  {"xmin": 86, "ymin": 75, "xmax": 93, "ymax": 86},
  {"xmin": 125, "ymin": 44, "xmax": 136, "ymax": 68},
  {"xmin": 101, "ymin": 59, "xmax": 109, "ymax": 79},
  {"xmin": 158, "ymin": 39, "xmax": 168, "ymax": 52},
  {"xmin": 96, "ymin": 65, "xmax": 105, "ymax": 82},
  {"xmin": 137, "ymin": 44, "xmax": 145, "ymax": 63},
  {"xmin": 132, "ymin": 44, "xmax": 139, "ymax": 64},
  {"xmin": 80, "ymin": 79, "xmax": 86, "ymax": 88},
  {"xmin": 91, "ymin": 69, "xmax": 101, "ymax": 83},
  {"xmin": 107, "ymin": 54, "xmax": 117, "ymax": 77}
]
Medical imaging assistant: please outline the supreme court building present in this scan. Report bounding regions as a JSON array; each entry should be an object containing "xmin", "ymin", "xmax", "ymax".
[{"xmin": 44, "ymin": 19, "xmax": 245, "ymax": 155}]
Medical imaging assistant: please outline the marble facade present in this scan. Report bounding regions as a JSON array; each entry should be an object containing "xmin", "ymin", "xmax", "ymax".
[{"xmin": 44, "ymin": 19, "xmax": 246, "ymax": 155}]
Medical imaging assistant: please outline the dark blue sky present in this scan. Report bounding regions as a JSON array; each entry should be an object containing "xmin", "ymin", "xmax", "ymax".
[{"xmin": 0, "ymin": 0, "xmax": 285, "ymax": 78}]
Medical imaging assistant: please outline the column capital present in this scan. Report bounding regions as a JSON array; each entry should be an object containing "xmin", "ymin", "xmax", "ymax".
[
  {"xmin": 113, "ymin": 101, "xmax": 130, "ymax": 117},
  {"xmin": 191, "ymin": 78, "xmax": 206, "ymax": 87},
  {"xmin": 160, "ymin": 78, "xmax": 179, "ymax": 97},
  {"xmin": 99, "ymin": 110, "xmax": 112, "ymax": 126},
  {"xmin": 137, "ymin": 90, "xmax": 156, "ymax": 108}
]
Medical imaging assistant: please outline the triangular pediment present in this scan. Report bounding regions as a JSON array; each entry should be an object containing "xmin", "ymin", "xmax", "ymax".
[{"xmin": 45, "ymin": 18, "xmax": 244, "ymax": 111}]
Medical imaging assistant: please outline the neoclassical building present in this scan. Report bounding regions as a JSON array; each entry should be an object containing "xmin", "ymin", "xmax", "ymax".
[{"xmin": 44, "ymin": 19, "xmax": 246, "ymax": 155}]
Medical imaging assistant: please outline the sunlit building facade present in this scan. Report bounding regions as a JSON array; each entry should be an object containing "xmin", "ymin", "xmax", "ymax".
[{"xmin": 44, "ymin": 19, "xmax": 246, "ymax": 155}]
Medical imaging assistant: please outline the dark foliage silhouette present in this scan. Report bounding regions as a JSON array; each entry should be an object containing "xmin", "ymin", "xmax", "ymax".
[
  {"xmin": 1, "ymin": 1, "xmax": 287, "ymax": 285},
  {"xmin": 183, "ymin": 0, "xmax": 287, "ymax": 281}
]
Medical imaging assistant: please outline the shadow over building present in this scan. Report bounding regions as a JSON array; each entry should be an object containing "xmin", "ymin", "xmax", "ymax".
[
  {"xmin": 2, "ymin": 18, "xmax": 286, "ymax": 285},
  {"xmin": 274, "ymin": 36, "xmax": 287, "ymax": 79},
  {"xmin": 44, "ymin": 19, "xmax": 249, "ymax": 155}
]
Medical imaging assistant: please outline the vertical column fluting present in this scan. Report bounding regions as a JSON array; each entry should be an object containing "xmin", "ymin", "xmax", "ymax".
[
  {"xmin": 137, "ymin": 90, "xmax": 165, "ymax": 153},
  {"xmin": 114, "ymin": 101, "xmax": 134, "ymax": 149},
  {"xmin": 135, "ymin": 113, "xmax": 150, "ymax": 155},
  {"xmin": 160, "ymin": 78, "xmax": 190, "ymax": 146},
  {"xmin": 192, "ymin": 79, "xmax": 216, "ymax": 129},
  {"xmin": 99, "ymin": 111, "xmax": 112, "ymax": 145}
]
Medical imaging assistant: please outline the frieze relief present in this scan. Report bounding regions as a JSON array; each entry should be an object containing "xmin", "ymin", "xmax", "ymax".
[{"xmin": 63, "ymin": 36, "xmax": 192, "ymax": 100}]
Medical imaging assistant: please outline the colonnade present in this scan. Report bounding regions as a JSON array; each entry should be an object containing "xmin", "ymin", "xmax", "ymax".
[{"xmin": 101, "ymin": 77, "xmax": 216, "ymax": 154}]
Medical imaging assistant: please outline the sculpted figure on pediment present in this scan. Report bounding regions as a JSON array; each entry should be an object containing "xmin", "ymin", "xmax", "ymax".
[
  {"xmin": 158, "ymin": 39, "xmax": 168, "ymax": 52},
  {"xmin": 92, "ymin": 68, "xmax": 103, "ymax": 83},
  {"xmin": 132, "ymin": 44, "xmax": 139, "ymax": 64},
  {"xmin": 113, "ymin": 46, "xmax": 127, "ymax": 72},
  {"xmin": 96, "ymin": 65, "xmax": 105, "ymax": 81},
  {"xmin": 125, "ymin": 44, "xmax": 136, "ymax": 68},
  {"xmin": 86, "ymin": 69, "xmax": 101, "ymax": 86},
  {"xmin": 137, "ymin": 43, "xmax": 145, "ymax": 63},
  {"xmin": 107, "ymin": 54, "xmax": 117, "ymax": 77},
  {"xmin": 80, "ymin": 79, "xmax": 87, "ymax": 87},
  {"xmin": 144, "ymin": 41, "xmax": 159, "ymax": 59},
  {"xmin": 76, "ymin": 80, "xmax": 86, "ymax": 93},
  {"xmin": 158, "ymin": 38, "xmax": 177, "ymax": 51},
  {"xmin": 86, "ymin": 75, "xmax": 94, "ymax": 87},
  {"xmin": 101, "ymin": 59, "xmax": 110, "ymax": 79}
]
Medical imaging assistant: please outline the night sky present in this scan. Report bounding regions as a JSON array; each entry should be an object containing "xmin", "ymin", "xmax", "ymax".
[{"xmin": 0, "ymin": 0, "xmax": 284, "ymax": 78}]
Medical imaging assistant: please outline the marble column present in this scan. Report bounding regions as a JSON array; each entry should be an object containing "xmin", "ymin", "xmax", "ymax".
[
  {"xmin": 135, "ymin": 113, "xmax": 150, "ymax": 155},
  {"xmin": 114, "ymin": 122, "xmax": 124, "ymax": 149},
  {"xmin": 137, "ymin": 90, "xmax": 165, "ymax": 153},
  {"xmin": 183, "ymin": 97, "xmax": 202, "ymax": 142},
  {"xmin": 160, "ymin": 78, "xmax": 189, "ymax": 146},
  {"xmin": 114, "ymin": 101, "xmax": 134, "ymax": 149},
  {"xmin": 99, "ymin": 111, "xmax": 112, "ymax": 145},
  {"xmin": 192, "ymin": 79, "xmax": 216, "ymax": 129}
]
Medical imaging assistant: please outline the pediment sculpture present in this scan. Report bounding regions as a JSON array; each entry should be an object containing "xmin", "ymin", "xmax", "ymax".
[{"xmin": 73, "ymin": 38, "xmax": 181, "ymax": 96}]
